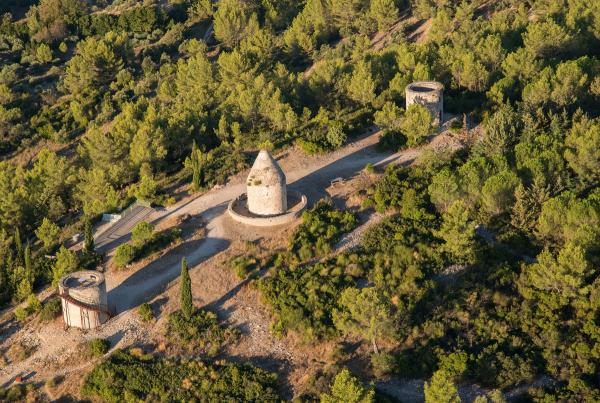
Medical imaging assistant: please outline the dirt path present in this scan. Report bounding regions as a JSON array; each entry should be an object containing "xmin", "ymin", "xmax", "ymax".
[{"xmin": 334, "ymin": 211, "xmax": 387, "ymax": 253}]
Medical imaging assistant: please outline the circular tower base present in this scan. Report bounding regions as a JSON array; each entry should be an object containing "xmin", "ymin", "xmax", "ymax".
[{"xmin": 228, "ymin": 190, "xmax": 307, "ymax": 227}]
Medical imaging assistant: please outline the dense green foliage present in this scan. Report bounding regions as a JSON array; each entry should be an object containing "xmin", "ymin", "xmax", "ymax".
[
  {"xmin": 113, "ymin": 223, "xmax": 181, "ymax": 268},
  {"xmin": 424, "ymin": 370, "xmax": 460, "ymax": 403},
  {"xmin": 88, "ymin": 338, "xmax": 110, "ymax": 357},
  {"xmin": 320, "ymin": 369, "xmax": 375, "ymax": 403},
  {"xmin": 168, "ymin": 307, "xmax": 236, "ymax": 357},
  {"xmin": 260, "ymin": 253, "xmax": 365, "ymax": 341},
  {"xmin": 289, "ymin": 199, "xmax": 358, "ymax": 261},
  {"xmin": 82, "ymin": 349, "xmax": 280, "ymax": 402},
  {"xmin": 137, "ymin": 302, "xmax": 154, "ymax": 322},
  {"xmin": 76, "ymin": 5, "xmax": 169, "ymax": 37},
  {"xmin": 258, "ymin": 200, "xmax": 360, "ymax": 340},
  {"xmin": 267, "ymin": 127, "xmax": 600, "ymax": 398},
  {"xmin": 325, "ymin": 134, "xmax": 600, "ymax": 399},
  {"xmin": 39, "ymin": 297, "xmax": 61, "ymax": 322},
  {"xmin": 229, "ymin": 254, "xmax": 259, "ymax": 279}
]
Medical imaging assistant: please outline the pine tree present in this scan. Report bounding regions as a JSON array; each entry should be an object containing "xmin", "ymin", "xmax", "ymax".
[
  {"xmin": 481, "ymin": 170, "xmax": 520, "ymax": 216},
  {"xmin": 35, "ymin": 43, "xmax": 53, "ymax": 64},
  {"xmin": 511, "ymin": 184, "xmax": 536, "ymax": 234},
  {"xmin": 35, "ymin": 218, "xmax": 61, "ymax": 250},
  {"xmin": 400, "ymin": 104, "xmax": 436, "ymax": 146},
  {"xmin": 180, "ymin": 258, "xmax": 193, "ymax": 319},
  {"xmin": 332, "ymin": 287, "xmax": 394, "ymax": 354},
  {"xmin": 16, "ymin": 278, "xmax": 32, "ymax": 302},
  {"xmin": 424, "ymin": 370, "xmax": 461, "ymax": 403},
  {"xmin": 370, "ymin": 0, "xmax": 399, "ymax": 31},
  {"xmin": 436, "ymin": 201, "xmax": 477, "ymax": 264},
  {"xmin": 52, "ymin": 246, "xmax": 78, "ymax": 288},
  {"xmin": 473, "ymin": 104, "xmax": 520, "ymax": 158},
  {"xmin": 213, "ymin": 0, "xmax": 259, "ymax": 48},
  {"xmin": 133, "ymin": 163, "xmax": 158, "ymax": 202},
  {"xmin": 84, "ymin": 219, "xmax": 94, "ymax": 254},
  {"xmin": 347, "ymin": 61, "xmax": 376, "ymax": 106},
  {"xmin": 321, "ymin": 369, "xmax": 375, "ymax": 403}
]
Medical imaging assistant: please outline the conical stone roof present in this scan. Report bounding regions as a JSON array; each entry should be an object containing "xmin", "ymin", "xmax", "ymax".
[{"xmin": 246, "ymin": 150, "xmax": 287, "ymax": 216}]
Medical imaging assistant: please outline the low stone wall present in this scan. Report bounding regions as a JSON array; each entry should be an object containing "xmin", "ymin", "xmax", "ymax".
[{"xmin": 228, "ymin": 191, "xmax": 307, "ymax": 227}]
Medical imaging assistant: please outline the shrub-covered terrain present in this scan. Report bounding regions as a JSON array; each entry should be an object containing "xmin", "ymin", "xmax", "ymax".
[
  {"xmin": 167, "ymin": 308, "xmax": 237, "ymax": 356},
  {"xmin": 259, "ymin": 253, "xmax": 366, "ymax": 341},
  {"xmin": 82, "ymin": 349, "xmax": 280, "ymax": 402},
  {"xmin": 264, "ymin": 139, "xmax": 600, "ymax": 398},
  {"xmin": 289, "ymin": 199, "xmax": 358, "ymax": 261},
  {"xmin": 113, "ymin": 221, "xmax": 181, "ymax": 268}
]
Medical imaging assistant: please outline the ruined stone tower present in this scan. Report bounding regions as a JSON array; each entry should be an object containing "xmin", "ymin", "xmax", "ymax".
[
  {"xmin": 59, "ymin": 270, "xmax": 110, "ymax": 329},
  {"xmin": 246, "ymin": 150, "xmax": 287, "ymax": 216},
  {"xmin": 405, "ymin": 81, "xmax": 444, "ymax": 126}
]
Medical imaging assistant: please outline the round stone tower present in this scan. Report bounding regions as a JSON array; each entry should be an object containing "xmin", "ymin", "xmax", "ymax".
[
  {"xmin": 246, "ymin": 150, "xmax": 287, "ymax": 216},
  {"xmin": 59, "ymin": 270, "xmax": 110, "ymax": 330},
  {"xmin": 405, "ymin": 81, "xmax": 444, "ymax": 126}
]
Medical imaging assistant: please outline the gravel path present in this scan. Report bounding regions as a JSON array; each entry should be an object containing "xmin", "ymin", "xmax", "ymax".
[{"xmin": 334, "ymin": 212, "xmax": 387, "ymax": 253}]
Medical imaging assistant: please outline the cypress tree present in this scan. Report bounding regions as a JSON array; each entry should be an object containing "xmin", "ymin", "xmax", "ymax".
[
  {"xmin": 24, "ymin": 242, "xmax": 33, "ymax": 284},
  {"xmin": 191, "ymin": 141, "xmax": 201, "ymax": 192},
  {"xmin": 180, "ymin": 258, "xmax": 193, "ymax": 318},
  {"xmin": 14, "ymin": 227, "xmax": 23, "ymax": 265},
  {"xmin": 84, "ymin": 219, "xmax": 94, "ymax": 254},
  {"xmin": 0, "ymin": 263, "xmax": 8, "ymax": 304}
]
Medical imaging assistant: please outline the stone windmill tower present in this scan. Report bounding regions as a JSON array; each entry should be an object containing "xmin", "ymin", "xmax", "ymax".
[
  {"xmin": 405, "ymin": 81, "xmax": 444, "ymax": 126},
  {"xmin": 246, "ymin": 150, "xmax": 287, "ymax": 216}
]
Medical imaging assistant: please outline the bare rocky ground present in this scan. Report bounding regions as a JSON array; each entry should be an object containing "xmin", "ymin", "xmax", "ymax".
[{"xmin": 0, "ymin": 126, "xmax": 475, "ymax": 401}]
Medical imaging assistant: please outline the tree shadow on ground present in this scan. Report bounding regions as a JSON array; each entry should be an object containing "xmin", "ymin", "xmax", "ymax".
[
  {"xmin": 150, "ymin": 296, "xmax": 169, "ymax": 316},
  {"xmin": 0, "ymin": 318, "xmax": 20, "ymax": 343},
  {"xmin": 287, "ymin": 143, "xmax": 413, "ymax": 207},
  {"xmin": 106, "ymin": 329, "xmax": 125, "ymax": 348},
  {"xmin": 108, "ymin": 235, "xmax": 230, "ymax": 313},
  {"xmin": 204, "ymin": 267, "xmax": 270, "ymax": 320}
]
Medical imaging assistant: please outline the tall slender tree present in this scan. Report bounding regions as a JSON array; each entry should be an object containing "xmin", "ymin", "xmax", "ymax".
[
  {"xmin": 14, "ymin": 227, "xmax": 23, "ymax": 265},
  {"xmin": 24, "ymin": 242, "xmax": 33, "ymax": 284},
  {"xmin": 180, "ymin": 258, "xmax": 193, "ymax": 319},
  {"xmin": 190, "ymin": 141, "xmax": 201, "ymax": 192},
  {"xmin": 84, "ymin": 218, "xmax": 94, "ymax": 254}
]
